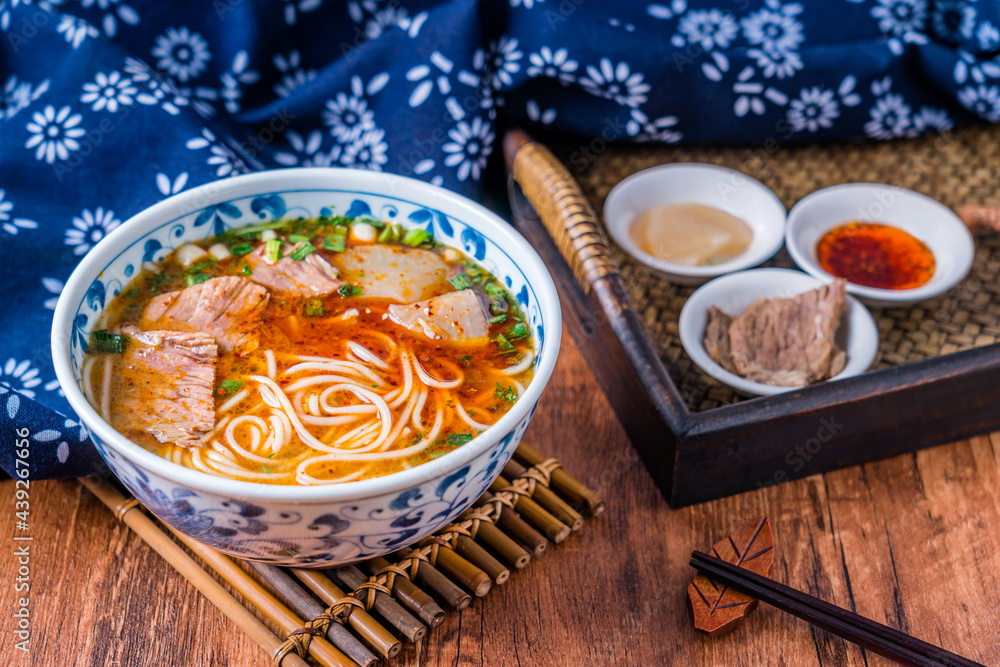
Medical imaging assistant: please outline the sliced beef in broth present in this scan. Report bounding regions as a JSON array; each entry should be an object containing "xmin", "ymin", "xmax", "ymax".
[
  {"xmin": 332, "ymin": 244, "xmax": 448, "ymax": 302},
  {"xmin": 246, "ymin": 242, "xmax": 342, "ymax": 296},
  {"xmin": 142, "ymin": 276, "xmax": 269, "ymax": 354},
  {"xmin": 388, "ymin": 289, "xmax": 490, "ymax": 345},
  {"xmin": 112, "ymin": 326, "xmax": 218, "ymax": 448}
]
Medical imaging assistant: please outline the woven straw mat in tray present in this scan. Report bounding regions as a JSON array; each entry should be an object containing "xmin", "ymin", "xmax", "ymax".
[{"xmin": 569, "ymin": 123, "xmax": 1000, "ymax": 412}]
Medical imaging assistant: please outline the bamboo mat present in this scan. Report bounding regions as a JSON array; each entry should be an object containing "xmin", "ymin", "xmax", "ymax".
[
  {"xmin": 82, "ymin": 442, "xmax": 603, "ymax": 667},
  {"xmin": 569, "ymin": 124, "xmax": 1000, "ymax": 412}
]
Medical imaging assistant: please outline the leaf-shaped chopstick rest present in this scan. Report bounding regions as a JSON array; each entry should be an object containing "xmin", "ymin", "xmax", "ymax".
[{"xmin": 687, "ymin": 516, "xmax": 774, "ymax": 635}]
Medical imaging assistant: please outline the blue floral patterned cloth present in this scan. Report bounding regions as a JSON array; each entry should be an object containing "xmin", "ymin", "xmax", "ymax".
[{"xmin": 3, "ymin": 0, "xmax": 1000, "ymax": 479}]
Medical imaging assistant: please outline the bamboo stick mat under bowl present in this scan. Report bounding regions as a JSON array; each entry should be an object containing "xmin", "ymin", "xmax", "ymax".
[{"xmin": 569, "ymin": 123, "xmax": 1000, "ymax": 412}]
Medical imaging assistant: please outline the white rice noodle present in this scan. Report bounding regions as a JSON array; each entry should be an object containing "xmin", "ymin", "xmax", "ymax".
[
  {"xmin": 502, "ymin": 350, "xmax": 534, "ymax": 375},
  {"xmin": 379, "ymin": 389, "xmax": 421, "ymax": 451},
  {"xmin": 411, "ymin": 390, "xmax": 428, "ymax": 430},
  {"xmin": 295, "ymin": 462, "xmax": 371, "ymax": 486},
  {"xmin": 333, "ymin": 420, "xmax": 381, "ymax": 447},
  {"xmin": 385, "ymin": 352, "xmax": 414, "ymax": 408},
  {"xmin": 206, "ymin": 453, "xmax": 286, "ymax": 480},
  {"xmin": 284, "ymin": 373, "xmax": 373, "ymax": 392},
  {"xmin": 298, "ymin": 413, "xmax": 363, "ymax": 426},
  {"xmin": 347, "ymin": 341, "xmax": 390, "ymax": 370},
  {"xmin": 225, "ymin": 425, "xmax": 279, "ymax": 464},
  {"xmin": 211, "ymin": 440, "xmax": 237, "ymax": 461},
  {"xmin": 286, "ymin": 359, "xmax": 384, "ymax": 385},
  {"xmin": 456, "ymin": 402, "xmax": 490, "ymax": 430},
  {"xmin": 100, "ymin": 357, "xmax": 112, "ymax": 424},
  {"xmin": 265, "ymin": 349, "xmax": 277, "ymax": 379},
  {"xmin": 267, "ymin": 413, "xmax": 287, "ymax": 454},
  {"xmin": 308, "ymin": 393, "xmax": 320, "ymax": 416},
  {"xmin": 249, "ymin": 375, "xmax": 392, "ymax": 454},
  {"xmin": 226, "ymin": 414, "xmax": 268, "ymax": 454},
  {"xmin": 414, "ymin": 357, "xmax": 462, "ymax": 389},
  {"xmin": 204, "ymin": 416, "xmax": 233, "ymax": 442},
  {"xmin": 317, "ymin": 390, "xmax": 378, "ymax": 414},
  {"xmin": 218, "ymin": 389, "xmax": 248, "ymax": 414},
  {"xmin": 171, "ymin": 447, "xmax": 184, "ymax": 465},
  {"xmin": 513, "ymin": 380, "xmax": 526, "ymax": 398},
  {"xmin": 189, "ymin": 448, "xmax": 214, "ymax": 474}
]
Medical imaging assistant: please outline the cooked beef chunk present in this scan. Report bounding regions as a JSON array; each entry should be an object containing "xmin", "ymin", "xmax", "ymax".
[
  {"xmin": 142, "ymin": 276, "xmax": 269, "ymax": 354},
  {"xmin": 387, "ymin": 289, "xmax": 490, "ymax": 345},
  {"xmin": 246, "ymin": 242, "xmax": 342, "ymax": 296},
  {"xmin": 704, "ymin": 280, "xmax": 847, "ymax": 387},
  {"xmin": 331, "ymin": 244, "xmax": 449, "ymax": 302},
  {"xmin": 113, "ymin": 326, "xmax": 217, "ymax": 448}
]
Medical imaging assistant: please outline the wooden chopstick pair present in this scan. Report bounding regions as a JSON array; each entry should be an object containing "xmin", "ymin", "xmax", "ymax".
[{"xmin": 689, "ymin": 551, "xmax": 984, "ymax": 667}]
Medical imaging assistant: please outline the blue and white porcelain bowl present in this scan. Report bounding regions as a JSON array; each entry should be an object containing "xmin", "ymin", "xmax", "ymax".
[{"xmin": 52, "ymin": 168, "xmax": 562, "ymax": 567}]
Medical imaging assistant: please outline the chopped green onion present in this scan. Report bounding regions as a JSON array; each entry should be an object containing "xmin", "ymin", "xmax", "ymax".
[
  {"xmin": 489, "ymin": 314, "xmax": 507, "ymax": 325},
  {"xmin": 239, "ymin": 264, "xmax": 252, "ymax": 276},
  {"xmin": 233, "ymin": 220, "xmax": 289, "ymax": 236},
  {"xmin": 289, "ymin": 243, "xmax": 315, "ymax": 262},
  {"xmin": 459, "ymin": 355, "xmax": 472, "ymax": 366},
  {"xmin": 89, "ymin": 330, "xmax": 128, "ymax": 354},
  {"xmin": 356, "ymin": 216, "xmax": 385, "ymax": 228},
  {"xmin": 230, "ymin": 243, "xmax": 254, "ymax": 257},
  {"xmin": 303, "ymin": 298, "xmax": 324, "ymax": 317},
  {"xmin": 401, "ymin": 228, "xmax": 431, "ymax": 247},
  {"xmin": 508, "ymin": 322, "xmax": 529, "ymax": 339},
  {"xmin": 494, "ymin": 382, "xmax": 517, "ymax": 403},
  {"xmin": 126, "ymin": 287, "xmax": 140, "ymax": 299},
  {"xmin": 377, "ymin": 224, "xmax": 399, "ymax": 243},
  {"xmin": 493, "ymin": 333, "xmax": 514, "ymax": 352},
  {"xmin": 448, "ymin": 273, "xmax": 472, "ymax": 290},
  {"xmin": 483, "ymin": 282, "xmax": 507, "ymax": 300},
  {"xmin": 446, "ymin": 433, "xmax": 474, "ymax": 446},
  {"xmin": 323, "ymin": 228, "xmax": 347, "ymax": 252},
  {"xmin": 288, "ymin": 233, "xmax": 311, "ymax": 244},
  {"xmin": 217, "ymin": 380, "xmax": 244, "ymax": 397},
  {"xmin": 263, "ymin": 238, "xmax": 282, "ymax": 263},
  {"xmin": 338, "ymin": 284, "xmax": 363, "ymax": 298},
  {"xmin": 261, "ymin": 467, "xmax": 273, "ymax": 473},
  {"xmin": 184, "ymin": 272, "xmax": 211, "ymax": 287}
]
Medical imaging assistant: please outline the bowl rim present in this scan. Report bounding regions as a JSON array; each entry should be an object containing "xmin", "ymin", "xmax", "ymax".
[
  {"xmin": 678, "ymin": 267, "xmax": 879, "ymax": 396},
  {"xmin": 603, "ymin": 162, "xmax": 787, "ymax": 278},
  {"xmin": 785, "ymin": 182, "xmax": 975, "ymax": 303},
  {"xmin": 52, "ymin": 168, "xmax": 562, "ymax": 502}
]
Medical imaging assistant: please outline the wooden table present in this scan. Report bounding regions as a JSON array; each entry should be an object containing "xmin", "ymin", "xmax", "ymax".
[{"xmin": 3, "ymin": 328, "xmax": 999, "ymax": 666}]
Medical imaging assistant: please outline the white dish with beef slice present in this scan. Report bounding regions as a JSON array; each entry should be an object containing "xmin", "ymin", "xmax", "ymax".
[{"xmin": 679, "ymin": 268, "xmax": 879, "ymax": 396}]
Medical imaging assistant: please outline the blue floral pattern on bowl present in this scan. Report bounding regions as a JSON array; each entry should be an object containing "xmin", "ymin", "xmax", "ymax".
[{"xmin": 54, "ymin": 170, "xmax": 559, "ymax": 566}]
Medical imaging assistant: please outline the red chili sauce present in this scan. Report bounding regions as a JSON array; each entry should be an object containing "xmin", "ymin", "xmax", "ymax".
[{"xmin": 816, "ymin": 222, "xmax": 935, "ymax": 290}]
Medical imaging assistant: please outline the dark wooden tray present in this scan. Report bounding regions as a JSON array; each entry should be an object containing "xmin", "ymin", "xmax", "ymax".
[{"xmin": 503, "ymin": 130, "xmax": 1000, "ymax": 507}]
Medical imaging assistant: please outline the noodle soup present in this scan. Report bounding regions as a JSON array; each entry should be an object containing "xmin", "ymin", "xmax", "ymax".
[{"xmin": 81, "ymin": 214, "xmax": 534, "ymax": 485}]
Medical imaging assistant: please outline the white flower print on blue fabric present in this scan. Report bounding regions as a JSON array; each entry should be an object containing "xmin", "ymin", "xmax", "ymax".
[
  {"xmin": 155, "ymin": 172, "xmax": 188, "ymax": 196},
  {"xmin": 931, "ymin": 0, "xmax": 976, "ymax": 45},
  {"xmin": 274, "ymin": 129, "xmax": 339, "ymax": 167},
  {"xmin": 79, "ymin": 0, "xmax": 140, "ymax": 38},
  {"xmin": 977, "ymin": 21, "xmax": 1000, "ymax": 51},
  {"xmin": 56, "ymin": 15, "xmax": 99, "ymax": 49},
  {"xmin": 406, "ymin": 51, "xmax": 483, "ymax": 121},
  {"xmin": 910, "ymin": 106, "xmax": 954, "ymax": 133},
  {"xmin": 673, "ymin": 8, "xmax": 738, "ymax": 51},
  {"xmin": 80, "ymin": 71, "xmax": 136, "ymax": 113},
  {"xmin": 1, "ymin": 75, "xmax": 49, "ymax": 122},
  {"xmin": 525, "ymin": 99, "xmax": 556, "ymax": 125},
  {"xmin": 273, "ymin": 50, "xmax": 316, "ymax": 98},
  {"xmin": 0, "ymin": 189, "xmax": 38, "ymax": 236},
  {"xmin": 580, "ymin": 58, "xmax": 651, "ymax": 108},
  {"xmin": 953, "ymin": 50, "xmax": 1000, "ymax": 85},
  {"xmin": 348, "ymin": 0, "xmax": 428, "ymax": 39},
  {"xmin": 864, "ymin": 77, "xmax": 912, "ymax": 139},
  {"xmin": 702, "ymin": 53, "xmax": 788, "ymax": 117},
  {"xmin": 283, "ymin": 0, "xmax": 321, "ymax": 26},
  {"xmin": 186, "ymin": 128, "xmax": 260, "ymax": 178},
  {"xmin": 485, "ymin": 37, "xmax": 523, "ymax": 90},
  {"xmin": 510, "ymin": 0, "xmax": 543, "ymax": 8},
  {"xmin": 608, "ymin": 17, "xmax": 637, "ymax": 32},
  {"xmin": 748, "ymin": 45, "xmax": 803, "ymax": 79},
  {"xmin": 867, "ymin": 0, "xmax": 930, "ymax": 55},
  {"xmin": 443, "ymin": 116, "xmax": 494, "ymax": 182},
  {"xmin": 219, "ymin": 50, "xmax": 259, "ymax": 114},
  {"xmin": 1, "ymin": 358, "xmax": 43, "ymax": 399},
  {"xmin": 342, "ymin": 128, "xmax": 388, "ymax": 171},
  {"xmin": 152, "ymin": 26, "xmax": 212, "ymax": 83},
  {"xmin": 65, "ymin": 207, "xmax": 120, "ymax": 256},
  {"xmin": 125, "ymin": 57, "xmax": 191, "ymax": 116},
  {"xmin": 741, "ymin": 0, "xmax": 804, "ymax": 52},
  {"xmin": 958, "ymin": 84, "xmax": 1000, "ymax": 121},
  {"xmin": 41, "ymin": 277, "xmax": 63, "ymax": 310},
  {"xmin": 526, "ymin": 47, "xmax": 578, "ymax": 85},
  {"xmin": 627, "ymin": 109, "xmax": 683, "ymax": 143},
  {"xmin": 647, "ymin": 1, "xmax": 688, "ymax": 20},
  {"xmin": 25, "ymin": 105, "xmax": 85, "ymax": 164},
  {"xmin": 786, "ymin": 86, "xmax": 839, "ymax": 132},
  {"xmin": 322, "ymin": 73, "xmax": 388, "ymax": 143}
]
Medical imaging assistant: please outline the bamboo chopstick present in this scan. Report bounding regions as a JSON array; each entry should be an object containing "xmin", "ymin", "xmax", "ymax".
[
  {"xmin": 79, "ymin": 477, "xmax": 311, "ymax": 667},
  {"xmin": 690, "ymin": 552, "xmax": 984, "ymax": 667}
]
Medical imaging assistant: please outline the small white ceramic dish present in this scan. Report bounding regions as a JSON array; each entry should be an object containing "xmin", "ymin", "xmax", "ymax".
[
  {"xmin": 785, "ymin": 183, "xmax": 974, "ymax": 307},
  {"xmin": 678, "ymin": 268, "xmax": 879, "ymax": 396},
  {"xmin": 603, "ymin": 163, "xmax": 786, "ymax": 285}
]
